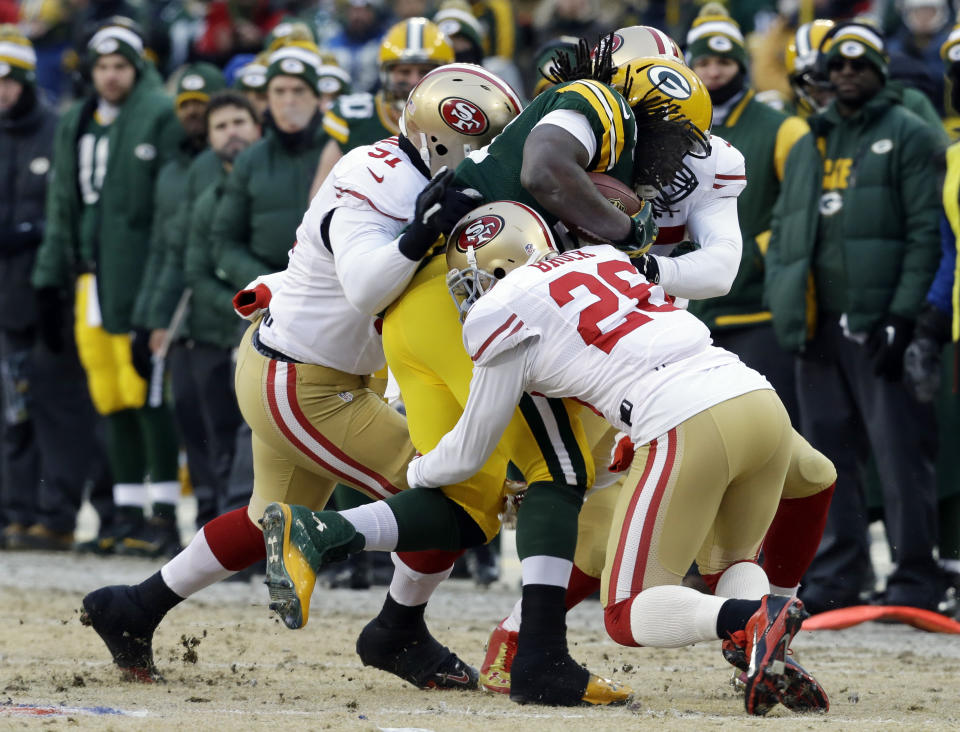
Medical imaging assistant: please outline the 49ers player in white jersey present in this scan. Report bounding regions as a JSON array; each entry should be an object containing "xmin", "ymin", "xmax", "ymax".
[
  {"xmin": 410, "ymin": 201, "xmax": 828, "ymax": 716},
  {"xmin": 477, "ymin": 27, "xmax": 834, "ymax": 715},
  {"xmin": 78, "ymin": 65, "xmax": 518, "ymax": 689}
]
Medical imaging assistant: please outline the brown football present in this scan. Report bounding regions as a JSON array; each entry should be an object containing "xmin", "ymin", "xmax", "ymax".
[{"xmin": 566, "ymin": 173, "xmax": 643, "ymax": 244}]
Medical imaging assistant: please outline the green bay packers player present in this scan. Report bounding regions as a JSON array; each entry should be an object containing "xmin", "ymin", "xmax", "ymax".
[
  {"xmin": 477, "ymin": 27, "xmax": 834, "ymax": 716},
  {"xmin": 417, "ymin": 201, "xmax": 827, "ymax": 716},
  {"xmin": 78, "ymin": 65, "xmax": 507, "ymax": 688},
  {"xmin": 261, "ymin": 40, "xmax": 713, "ymax": 708},
  {"xmin": 309, "ymin": 17, "xmax": 454, "ymax": 196}
]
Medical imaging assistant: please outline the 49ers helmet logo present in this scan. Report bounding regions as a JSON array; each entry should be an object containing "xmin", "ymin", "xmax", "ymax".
[
  {"xmin": 647, "ymin": 65, "xmax": 692, "ymax": 99},
  {"xmin": 440, "ymin": 97, "xmax": 489, "ymax": 135},
  {"xmin": 456, "ymin": 215, "xmax": 504, "ymax": 252}
]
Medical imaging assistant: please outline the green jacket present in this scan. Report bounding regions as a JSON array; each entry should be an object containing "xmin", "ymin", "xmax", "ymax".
[
  {"xmin": 765, "ymin": 88, "xmax": 942, "ymax": 352},
  {"xmin": 212, "ymin": 114, "xmax": 326, "ymax": 289},
  {"xmin": 138, "ymin": 147, "xmax": 222, "ymax": 332},
  {"xmin": 184, "ymin": 174, "xmax": 243, "ymax": 349},
  {"xmin": 688, "ymin": 90, "xmax": 808, "ymax": 330},
  {"xmin": 32, "ymin": 79, "xmax": 181, "ymax": 333}
]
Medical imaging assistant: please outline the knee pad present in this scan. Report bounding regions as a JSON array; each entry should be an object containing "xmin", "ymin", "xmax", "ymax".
[{"xmin": 783, "ymin": 432, "xmax": 837, "ymax": 499}]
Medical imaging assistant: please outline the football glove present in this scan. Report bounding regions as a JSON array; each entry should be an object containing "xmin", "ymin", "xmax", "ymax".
[
  {"xmin": 130, "ymin": 329, "xmax": 153, "ymax": 380},
  {"xmin": 865, "ymin": 314, "xmax": 913, "ymax": 382},
  {"xmin": 611, "ymin": 201, "xmax": 658, "ymax": 257},
  {"xmin": 903, "ymin": 304, "xmax": 951, "ymax": 402},
  {"xmin": 398, "ymin": 167, "xmax": 483, "ymax": 261},
  {"xmin": 631, "ymin": 253, "xmax": 660, "ymax": 284}
]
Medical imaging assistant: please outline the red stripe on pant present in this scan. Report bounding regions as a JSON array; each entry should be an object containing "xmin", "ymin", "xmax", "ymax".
[{"xmin": 203, "ymin": 507, "xmax": 266, "ymax": 571}]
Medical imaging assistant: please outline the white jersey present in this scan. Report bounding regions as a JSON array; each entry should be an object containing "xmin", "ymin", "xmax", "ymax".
[
  {"xmin": 259, "ymin": 137, "xmax": 427, "ymax": 374},
  {"xmin": 408, "ymin": 245, "xmax": 771, "ymax": 489},
  {"xmin": 645, "ymin": 134, "xmax": 747, "ymax": 301}
]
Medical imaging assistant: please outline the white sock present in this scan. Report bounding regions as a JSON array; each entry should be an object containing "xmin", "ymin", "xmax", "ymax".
[
  {"xmin": 160, "ymin": 527, "xmax": 234, "ymax": 598},
  {"xmin": 149, "ymin": 480, "xmax": 182, "ymax": 506},
  {"xmin": 114, "ymin": 483, "xmax": 147, "ymax": 508},
  {"xmin": 388, "ymin": 552, "xmax": 453, "ymax": 606},
  {"xmin": 715, "ymin": 561, "xmax": 770, "ymax": 600},
  {"xmin": 629, "ymin": 585, "xmax": 726, "ymax": 647},
  {"xmin": 502, "ymin": 598, "xmax": 523, "ymax": 632},
  {"xmin": 520, "ymin": 555, "xmax": 573, "ymax": 588},
  {"xmin": 769, "ymin": 583, "xmax": 799, "ymax": 598},
  {"xmin": 340, "ymin": 501, "xmax": 398, "ymax": 551}
]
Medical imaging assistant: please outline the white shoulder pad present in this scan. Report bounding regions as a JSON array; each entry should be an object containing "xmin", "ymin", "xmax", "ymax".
[
  {"xmin": 462, "ymin": 295, "xmax": 532, "ymax": 367},
  {"xmin": 328, "ymin": 138, "xmax": 424, "ymax": 222},
  {"xmin": 707, "ymin": 134, "xmax": 746, "ymax": 198}
]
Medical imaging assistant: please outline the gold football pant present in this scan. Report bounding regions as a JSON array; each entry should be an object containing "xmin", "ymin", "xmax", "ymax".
[
  {"xmin": 575, "ymin": 409, "xmax": 837, "ymax": 579},
  {"xmin": 234, "ymin": 321, "xmax": 415, "ymax": 525},
  {"xmin": 73, "ymin": 273, "xmax": 146, "ymax": 415},
  {"xmin": 600, "ymin": 390, "xmax": 793, "ymax": 611},
  {"xmin": 382, "ymin": 256, "xmax": 594, "ymax": 541}
]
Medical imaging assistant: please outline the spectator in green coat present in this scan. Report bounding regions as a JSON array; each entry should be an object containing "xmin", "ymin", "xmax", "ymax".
[{"xmin": 30, "ymin": 20, "xmax": 183, "ymax": 556}]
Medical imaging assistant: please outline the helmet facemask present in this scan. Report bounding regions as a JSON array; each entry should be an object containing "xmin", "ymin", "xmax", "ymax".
[{"xmin": 446, "ymin": 246, "xmax": 501, "ymax": 321}]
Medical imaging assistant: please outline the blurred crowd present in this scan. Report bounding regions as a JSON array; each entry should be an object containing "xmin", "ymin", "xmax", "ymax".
[{"xmin": 1, "ymin": 0, "xmax": 960, "ymax": 615}]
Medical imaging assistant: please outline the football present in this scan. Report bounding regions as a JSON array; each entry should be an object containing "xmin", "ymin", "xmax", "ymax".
[{"xmin": 566, "ymin": 173, "xmax": 643, "ymax": 244}]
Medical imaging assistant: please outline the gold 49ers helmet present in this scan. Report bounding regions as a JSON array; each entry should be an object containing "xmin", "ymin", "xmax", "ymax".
[
  {"xmin": 401, "ymin": 63, "xmax": 522, "ymax": 175},
  {"xmin": 379, "ymin": 18, "xmax": 455, "ymax": 104},
  {"xmin": 605, "ymin": 25, "xmax": 684, "ymax": 67},
  {"xmin": 446, "ymin": 201, "xmax": 557, "ymax": 320}
]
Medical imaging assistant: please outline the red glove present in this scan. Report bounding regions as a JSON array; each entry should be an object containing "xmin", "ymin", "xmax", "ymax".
[
  {"xmin": 232, "ymin": 282, "xmax": 272, "ymax": 320},
  {"xmin": 608, "ymin": 435, "xmax": 635, "ymax": 472}
]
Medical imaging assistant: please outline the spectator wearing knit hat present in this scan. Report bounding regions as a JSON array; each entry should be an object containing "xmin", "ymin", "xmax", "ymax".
[
  {"xmin": 233, "ymin": 51, "xmax": 271, "ymax": 119},
  {"xmin": 0, "ymin": 26, "xmax": 112, "ymax": 552},
  {"xmin": 31, "ymin": 19, "xmax": 184, "ymax": 557},
  {"xmin": 766, "ymin": 20, "xmax": 944, "ymax": 613},
  {"xmin": 682, "ymin": 4, "xmax": 810, "ymax": 427},
  {"xmin": 212, "ymin": 41, "xmax": 329, "ymax": 292}
]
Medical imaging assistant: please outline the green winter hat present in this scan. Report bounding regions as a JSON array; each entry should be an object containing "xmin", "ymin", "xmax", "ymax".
[
  {"xmin": 235, "ymin": 52, "xmax": 270, "ymax": 91},
  {"xmin": 434, "ymin": 1, "xmax": 485, "ymax": 57},
  {"xmin": 175, "ymin": 62, "xmax": 226, "ymax": 107},
  {"xmin": 265, "ymin": 42, "xmax": 322, "ymax": 96},
  {"xmin": 823, "ymin": 22, "xmax": 888, "ymax": 79},
  {"xmin": 87, "ymin": 22, "xmax": 144, "ymax": 71},
  {"xmin": 0, "ymin": 26, "xmax": 36, "ymax": 86},
  {"xmin": 685, "ymin": 3, "xmax": 748, "ymax": 72}
]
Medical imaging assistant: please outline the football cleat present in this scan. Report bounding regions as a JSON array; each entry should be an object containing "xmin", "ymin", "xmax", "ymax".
[
  {"xmin": 510, "ymin": 646, "xmax": 634, "ymax": 707},
  {"xmin": 356, "ymin": 616, "xmax": 479, "ymax": 690},
  {"xmin": 260, "ymin": 503, "xmax": 363, "ymax": 630},
  {"xmin": 479, "ymin": 619, "xmax": 517, "ymax": 694},
  {"xmin": 741, "ymin": 595, "xmax": 826, "ymax": 715},
  {"xmin": 80, "ymin": 585, "xmax": 161, "ymax": 682},
  {"xmin": 723, "ymin": 629, "xmax": 829, "ymax": 714}
]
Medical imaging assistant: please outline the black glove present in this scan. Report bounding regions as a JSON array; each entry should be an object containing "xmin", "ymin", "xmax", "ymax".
[
  {"xmin": 611, "ymin": 201, "xmax": 659, "ymax": 257},
  {"xmin": 865, "ymin": 314, "xmax": 914, "ymax": 381},
  {"xmin": 903, "ymin": 304, "xmax": 951, "ymax": 402},
  {"xmin": 631, "ymin": 253, "xmax": 660, "ymax": 284},
  {"xmin": 398, "ymin": 167, "xmax": 483, "ymax": 261},
  {"xmin": 130, "ymin": 328, "xmax": 153, "ymax": 380},
  {"xmin": 34, "ymin": 287, "xmax": 65, "ymax": 353}
]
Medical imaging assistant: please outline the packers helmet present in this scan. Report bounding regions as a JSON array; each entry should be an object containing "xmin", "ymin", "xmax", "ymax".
[
  {"xmin": 446, "ymin": 201, "xmax": 557, "ymax": 320},
  {"xmin": 785, "ymin": 19, "xmax": 835, "ymax": 113},
  {"xmin": 379, "ymin": 18, "xmax": 455, "ymax": 106},
  {"xmin": 401, "ymin": 63, "xmax": 522, "ymax": 175},
  {"xmin": 612, "ymin": 57, "xmax": 712, "ymax": 157}
]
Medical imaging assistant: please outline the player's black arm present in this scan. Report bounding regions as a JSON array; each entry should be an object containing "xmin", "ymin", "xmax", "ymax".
[{"xmin": 520, "ymin": 124, "xmax": 632, "ymax": 241}]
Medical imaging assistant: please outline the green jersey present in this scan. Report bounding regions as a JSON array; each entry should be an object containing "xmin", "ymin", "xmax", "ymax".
[
  {"xmin": 77, "ymin": 113, "xmax": 112, "ymax": 264},
  {"xmin": 455, "ymin": 79, "xmax": 637, "ymax": 222},
  {"xmin": 322, "ymin": 91, "xmax": 400, "ymax": 153}
]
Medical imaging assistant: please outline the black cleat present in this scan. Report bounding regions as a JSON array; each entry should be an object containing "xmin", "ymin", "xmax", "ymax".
[
  {"xmin": 115, "ymin": 516, "xmax": 182, "ymax": 559},
  {"xmin": 356, "ymin": 616, "xmax": 479, "ymax": 690},
  {"xmin": 80, "ymin": 585, "xmax": 161, "ymax": 682},
  {"xmin": 509, "ymin": 646, "xmax": 633, "ymax": 707}
]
